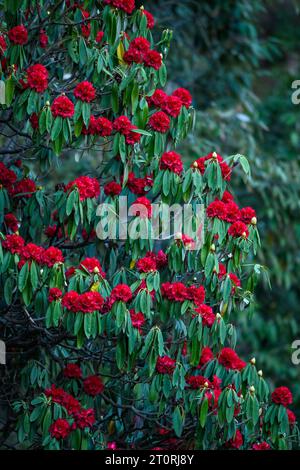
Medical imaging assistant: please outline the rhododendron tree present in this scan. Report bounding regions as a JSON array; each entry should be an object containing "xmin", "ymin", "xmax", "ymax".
[{"xmin": 0, "ymin": 0, "xmax": 299, "ymax": 451}]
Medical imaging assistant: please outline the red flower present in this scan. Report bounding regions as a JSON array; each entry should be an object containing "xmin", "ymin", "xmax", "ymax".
[
  {"xmin": 125, "ymin": 126, "xmax": 141, "ymax": 145},
  {"xmin": 44, "ymin": 224, "xmax": 63, "ymax": 239},
  {"xmin": 287, "ymin": 409, "xmax": 296, "ymax": 425},
  {"xmin": 132, "ymin": 196, "xmax": 152, "ymax": 218},
  {"xmin": 49, "ymin": 419, "xmax": 71, "ymax": 440},
  {"xmin": 162, "ymin": 282, "xmax": 188, "ymax": 302},
  {"xmin": 83, "ymin": 375, "xmax": 104, "ymax": 396},
  {"xmin": 162, "ymin": 96, "xmax": 183, "ymax": 118},
  {"xmin": 271, "ymin": 386, "xmax": 293, "ymax": 407},
  {"xmin": 156, "ymin": 356, "xmax": 176, "ymax": 374},
  {"xmin": 130, "ymin": 37, "xmax": 150, "ymax": 52},
  {"xmin": 146, "ymin": 250, "xmax": 168, "ymax": 269},
  {"xmin": 77, "ymin": 292, "xmax": 104, "ymax": 313},
  {"xmin": 127, "ymin": 173, "xmax": 153, "ymax": 195},
  {"xmin": 41, "ymin": 247, "xmax": 64, "ymax": 267},
  {"xmin": 186, "ymin": 375, "xmax": 210, "ymax": 389},
  {"xmin": 239, "ymin": 207, "xmax": 256, "ymax": 224},
  {"xmin": 26, "ymin": 64, "xmax": 48, "ymax": 93},
  {"xmin": 147, "ymin": 89, "xmax": 168, "ymax": 108},
  {"xmin": 51, "ymin": 95, "xmax": 74, "ymax": 118},
  {"xmin": 48, "ymin": 288, "xmax": 63, "ymax": 302},
  {"xmin": 226, "ymin": 430, "xmax": 243, "ymax": 449},
  {"xmin": 223, "ymin": 201, "xmax": 240, "ymax": 223},
  {"xmin": 83, "ymin": 116, "xmax": 113, "ymax": 136},
  {"xmin": 96, "ymin": 31, "xmax": 104, "ymax": 43},
  {"xmin": 228, "ymin": 221, "xmax": 249, "ymax": 239},
  {"xmin": 222, "ymin": 191, "xmax": 234, "ymax": 203},
  {"xmin": 206, "ymin": 200, "xmax": 227, "ymax": 219},
  {"xmin": 113, "ymin": 115, "xmax": 133, "ymax": 134},
  {"xmin": 74, "ymin": 408, "xmax": 95, "ymax": 429},
  {"xmin": 8, "ymin": 25, "xmax": 28, "ymax": 45},
  {"xmin": 0, "ymin": 162, "xmax": 17, "ymax": 187},
  {"xmin": 62, "ymin": 291, "xmax": 80, "ymax": 312},
  {"xmin": 104, "ymin": 0, "xmax": 135, "ymax": 15},
  {"xmin": 186, "ymin": 285, "xmax": 205, "ymax": 305},
  {"xmin": 172, "ymin": 88, "xmax": 192, "ymax": 108},
  {"xmin": 143, "ymin": 9, "xmax": 155, "ymax": 29},
  {"xmin": 12, "ymin": 178, "xmax": 37, "ymax": 197},
  {"xmin": 29, "ymin": 113, "xmax": 39, "ymax": 129},
  {"xmin": 104, "ymin": 181, "xmax": 122, "ymax": 197},
  {"xmin": 198, "ymin": 347, "xmax": 214, "ymax": 368},
  {"xmin": 110, "ymin": 284, "xmax": 132, "ymax": 303},
  {"xmin": 229, "ymin": 273, "xmax": 241, "ymax": 290},
  {"xmin": 107, "ymin": 442, "xmax": 117, "ymax": 450},
  {"xmin": 2, "ymin": 234, "xmax": 25, "ymax": 254},
  {"xmin": 65, "ymin": 176, "xmax": 100, "ymax": 200},
  {"xmin": 39, "ymin": 30, "xmax": 48, "ymax": 48},
  {"xmin": 130, "ymin": 310, "xmax": 145, "ymax": 332},
  {"xmin": 192, "ymin": 157, "xmax": 206, "ymax": 174},
  {"xmin": 0, "ymin": 35, "xmax": 7, "ymax": 53},
  {"xmin": 63, "ymin": 363, "xmax": 82, "ymax": 379},
  {"xmin": 160, "ymin": 151, "xmax": 183, "ymax": 175},
  {"xmin": 74, "ymin": 81, "xmax": 96, "ymax": 102},
  {"xmin": 136, "ymin": 255, "xmax": 157, "ymax": 272},
  {"xmin": 252, "ymin": 442, "xmax": 271, "ymax": 450},
  {"xmin": 21, "ymin": 243, "xmax": 44, "ymax": 263},
  {"xmin": 80, "ymin": 257, "xmax": 105, "ymax": 277},
  {"xmin": 149, "ymin": 111, "xmax": 170, "ymax": 133},
  {"xmin": 4, "ymin": 213, "xmax": 18, "ymax": 232},
  {"xmin": 218, "ymin": 348, "xmax": 246, "ymax": 371},
  {"xmin": 217, "ymin": 263, "xmax": 227, "ymax": 279},
  {"xmin": 144, "ymin": 50, "xmax": 162, "ymax": 70},
  {"xmin": 194, "ymin": 304, "xmax": 215, "ymax": 328}
]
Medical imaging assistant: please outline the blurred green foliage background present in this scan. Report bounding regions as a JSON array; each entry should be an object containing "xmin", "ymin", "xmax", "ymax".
[{"xmin": 144, "ymin": 0, "xmax": 300, "ymax": 414}]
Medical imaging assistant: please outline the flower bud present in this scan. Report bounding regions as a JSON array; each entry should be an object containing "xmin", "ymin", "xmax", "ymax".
[
  {"xmin": 216, "ymin": 312, "xmax": 222, "ymax": 319},
  {"xmin": 204, "ymin": 381, "xmax": 209, "ymax": 388},
  {"xmin": 45, "ymin": 100, "xmax": 50, "ymax": 106},
  {"xmin": 175, "ymin": 232, "xmax": 182, "ymax": 240},
  {"xmin": 259, "ymin": 408, "xmax": 262, "ymax": 416},
  {"xmin": 93, "ymin": 267, "xmax": 100, "ymax": 274},
  {"xmin": 249, "ymin": 385, "xmax": 255, "ymax": 393},
  {"xmin": 250, "ymin": 357, "xmax": 256, "ymax": 365},
  {"xmin": 193, "ymin": 161, "xmax": 198, "ymax": 168},
  {"xmin": 251, "ymin": 216, "xmax": 257, "ymax": 225},
  {"xmin": 258, "ymin": 370, "xmax": 263, "ymax": 377},
  {"xmin": 242, "ymin": 231, "xmax": 247, "ymax": 239},
  {"xmin": 210, "ymin": 243, "xmax": 216, "ymax": 252},
  {"xmin": 140, "ymin": 5, "xmax": 144, "ymax": 10},
  {"xmin": 212, "ymin": 151, "xmax": 218, "ymax": 159}
]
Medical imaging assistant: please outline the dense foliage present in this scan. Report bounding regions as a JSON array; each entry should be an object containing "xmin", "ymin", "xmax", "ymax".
[{"xmin": 0, "ymin": 0, "xmax": 298, "ymax": 450}]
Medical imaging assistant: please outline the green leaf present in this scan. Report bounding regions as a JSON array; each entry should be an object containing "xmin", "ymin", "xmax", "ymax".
[
  {"xmin": 172, "ymin": 406, "xmax": 184, "ymax": 437},
  {"xmin": 18, "ymin": 262, "xmax": 29, "ymax": 292},
  {"xmin": 200, "ymin": 396, "xmax": 209, "ymax": 427}
]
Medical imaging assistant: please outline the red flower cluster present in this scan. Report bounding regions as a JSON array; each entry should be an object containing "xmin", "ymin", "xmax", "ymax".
[
  {"xmin": 217, "ymin": 264, "xmax": 241, "ymax": 292},
  {"xmin": 113, "ymin": 116, "xmax": 141, "ymax": 145},
  {"xmin": 0, "ymin": 35, "xmax": 7, "ymax": 53},
  {"xmin": 127, "ymin": 172, "xmax": 153, "ymax": 195},
  {"xmin": 51, "ymin": 95, "xmax": 74, "ymax": 119},
  {"xmin": 62, "ymin": 291, "xmax": 104, "ymax": 313},
  {"xmin": 149, "ymin": 111, "xmax": 170, "ymax": 133},
  {"xmin": 239, "ymin": 206, "xmax": 256, "ymax": 224},
  {"xmin": 156, "ymin": 356, "xmax": 176, "ymax": 375},
  {"xmin": 49, "ymin": 419, "xmax": 71, "ymax": 440},
  {"xmin": 228, "ymin": 221, "xmax": 249, "ymax": 239},
  {"xmin": 143, "ymin": 9, "xmax": 155, "ymax": 29},
  {"xmin": 11, "ymin": 178, "xmax": 37, "ymax": 198},
  {"xmin": 65, "ymin": 176, "xmax": 100, "ymax": 200},
  {"xmin": 193, "ymin": 152, "xmax": 232, "ymax": 181},
  {"xmin": 198, "ymin": 347, "xmax": 214, "ymax": 368},
  {"xmin": 124, "ymin": 36, "xmax": 162, "ymax": 70},
  {"xmin": 104, "ymin": 181, "xmax": 122, "ymax": 197},
  {"xmin": 136, "ymin": 255, "xmax": 157, "ymax": 273},
  {"xmin": 80, "ymin": 9, "xmax": 91, "ymax": 38},
  {"xmin": 161, "ymin": 282, "xmax": 205, "ymax": 305},
  {"xmin": 83, "ymin": 375, "xmax": 104, "ymax": 396},
  {"xmin": 110, "ymin": 284, "xmax": 132, "ymax": 303},
  {"xmin": 48, "ymin": 288, "xmax": 63, "ymax": 302},
  {"xmin": 218, "ymin": 348, "xmax": 246, "ymax": 371},
  {"xmin": 96, "ymin": 31, "xmax": 104, "ymax": 43},
  {"xmin": 39, "ymin": 30, "xmax": 48, "ymax": 48},
  {"xmin": 146, "ymin": 250, "xmax": 168, "ymax": 269},
  {"xmin": 186, "ymin": 375, "xmax": 210, "ymax": 390},
  {"xmin": 160, "ymin": 151, "xmax": 183, "ymax": 175},
  {"xmin": 252, "ymin": 442, "xmax": 271, "ymax": 450},
  {"xmin": 287, "ymin": 409, "xmax": 296, "ymax": 425},
  {"xmin": 226, "ymin": 430, "xmax": 243, "ymax": 449},
  {"xmin": 2, "ymin": 235, "xmax": 64, "ymax": 267},
  {"xmin": 74, "ymin": 81, "xmax": 96, "ymax": 102},
  {"xmin": 4, "ymin": 213, "xmax": 18, "ymax": 232},
  {"xmin": 73, "ymin": 408, "xmax": 95, "ymax": 429},
  {"xmin": 130, "ymin": 310, "xmax": 145, "ymax": 332},
  {"xmin": 194, "ymin": 304, "xmax": 215, "ymax": 328},
  {"xmin": 271, "ymin": 386, "xmax": 293, "ymax": 407},
  {"xmin": 148, "ymin": 88, "xmax": 192, "ymax": 118},
  {"xmin": 63, "ymin": 363, "xmax": 82, "ymax": 379},
  {"xmin": 0, "ymin": 162, "xmax": 17, "ymax": 188},
  {"xmin": 131, "ymin": 196, "xmax": 152, "ymax": 218},
  {"xmin": 83, "ymin": 116, "xmax": 113, "ymax": 136},
  {"xmin": 26, "ymin": 64, "xmax": 48, "ymax": 93},
  {"xmin": 80, "ymin": 257, "xmax": 105, "ymax": 277},
  {"xmin": 104, "ymin": 0, "xmax": 135, "ymax": 15},
  {"xmin": 8, "ymin": 25, "xmax": 28, "ymax": 45},
  {"xmin": 46, "ymin": 385, "xmax": 81, "ymax": 415}
]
